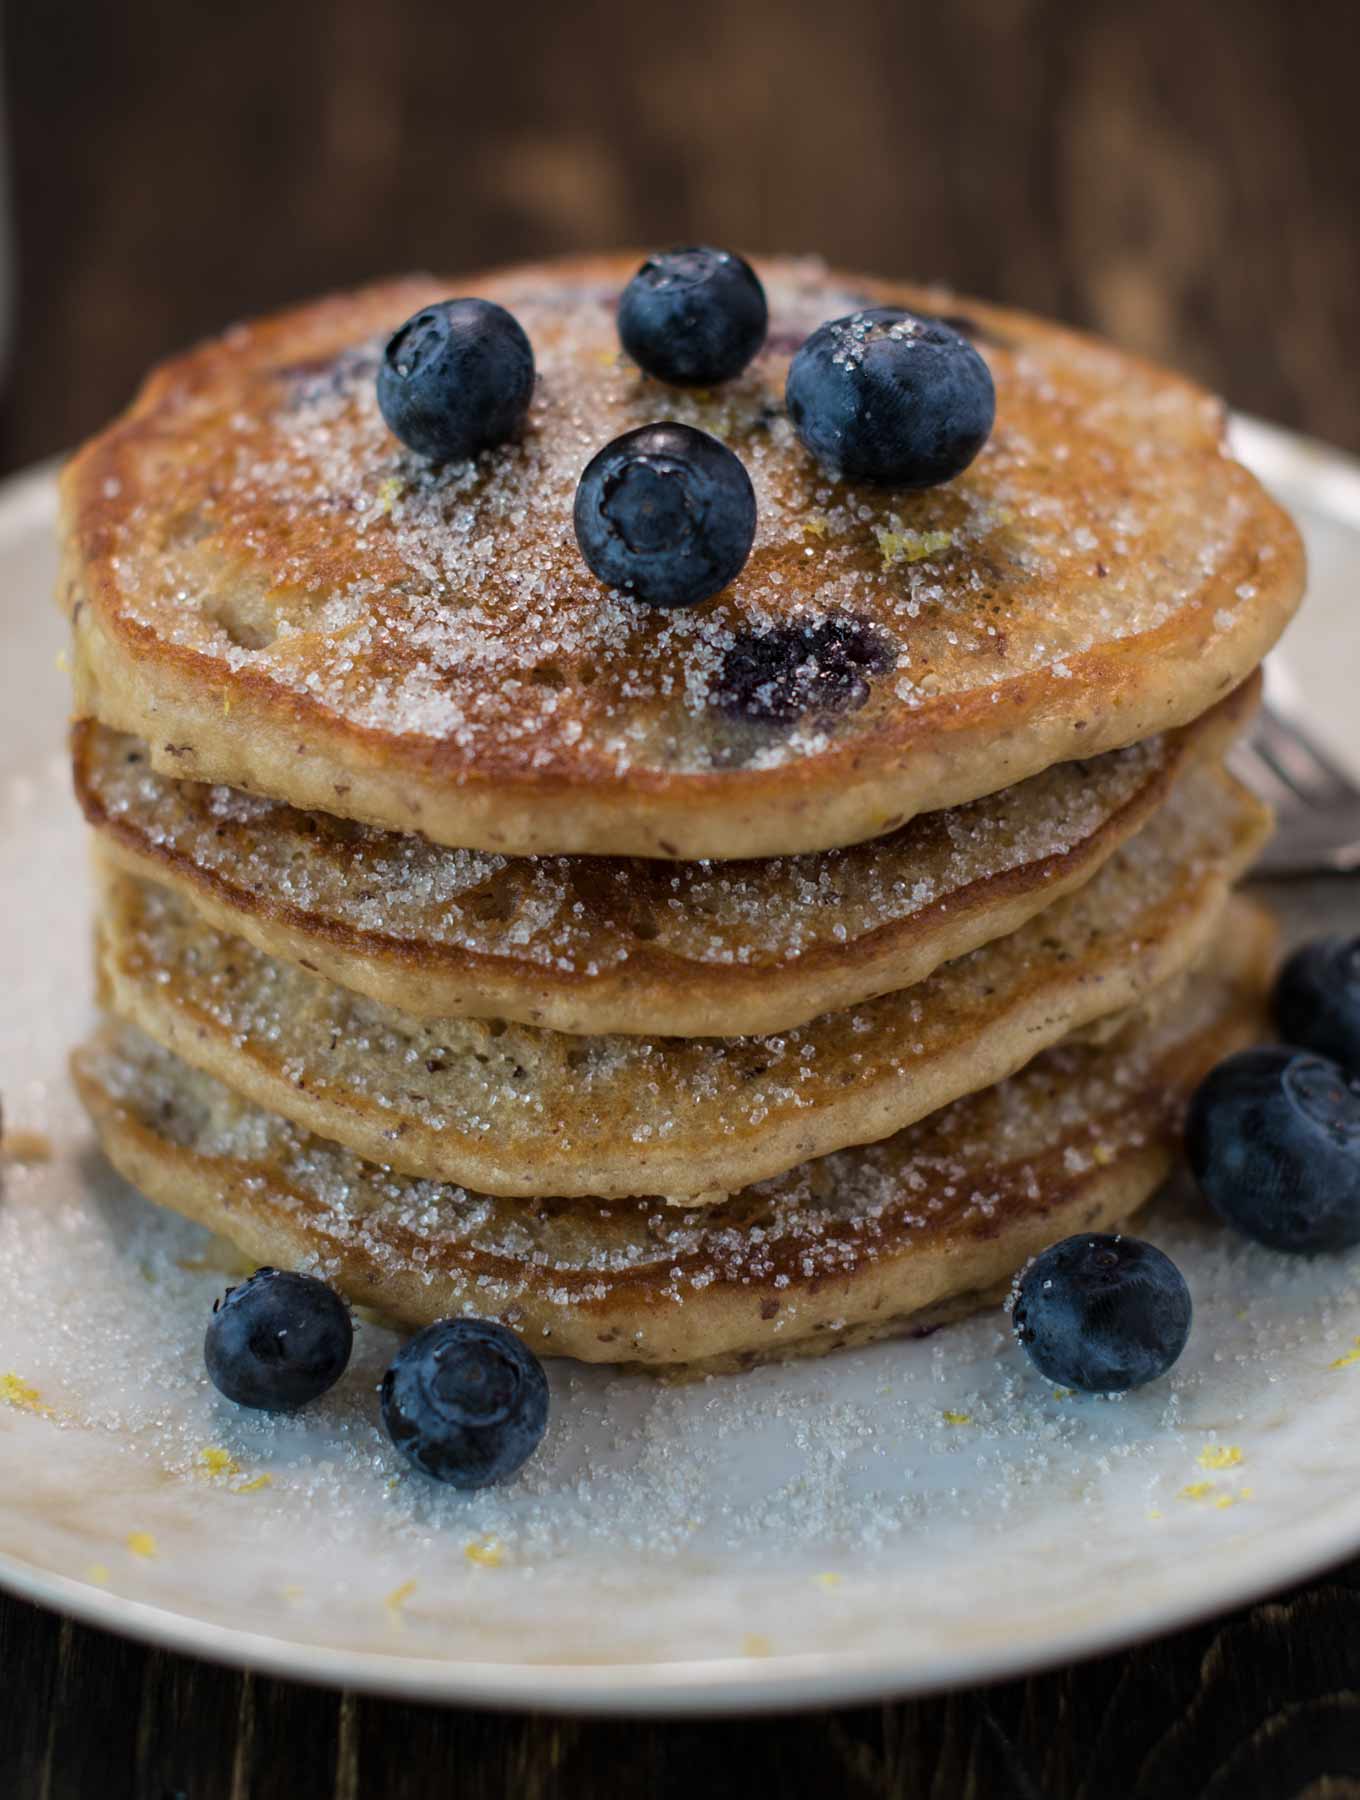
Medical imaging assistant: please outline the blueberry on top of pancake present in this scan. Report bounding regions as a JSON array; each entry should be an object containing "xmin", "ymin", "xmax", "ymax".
[
  {"xmin": 376, "ymin": 297, "xmax": 535, "ymax": 462},
  {"xmin": 60, "ymin": 253, "xmax": 1304, "ymax": 859},
  {"xmin": 573, "ymin": 422, "xmax": 757, "ymax": 609},
  {"xmin": 617, "ymin": 246, "xmax": 768, "ymax": 387},
  {"xmin": 785, "ymin": 307, "xmax": 995, "ymax": 487}
]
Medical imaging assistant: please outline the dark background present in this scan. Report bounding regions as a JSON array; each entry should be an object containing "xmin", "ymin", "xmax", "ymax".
[
  {"xmin": 5, "ymin": 1, "xmax": 1360, "ymax": 1794},
  {"xmin": 3, "ymin": 0, "xmax": 1360, "ymax": 471}
]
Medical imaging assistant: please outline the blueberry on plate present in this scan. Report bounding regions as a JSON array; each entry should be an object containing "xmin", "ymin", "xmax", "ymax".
[
  {"xmin": 617, "ymin": 246, "xmax": 768, "ymax": 387},
  {"xmin": 1273, "ymin": 936, "xmax": 1360, "ymax": 1069},
  {"xmin": 377, "ymin": 298, "xmax": 535, "ymax": 462},
  {"xmin": 205, "ymin": 1267, "xmax": 353, "ymax": 1410},
  {"xmin": 1186, "ymin": 1045, "xmax": 1360, "ymax": 1253},
  {"xmin": 380, "ymin": 1318, "xmax": 549, "ymax": 1489},
  {"xmin": 1011, "ymin": 1234, "xmax": 1192, "ymax": 1392},
  {"xmin": 785, "ymin": 307, "xmax": 995, "ymax": 488},
  {"xmin": 574, "ymin": 422, "xmax": 756, "ymax": 609}
]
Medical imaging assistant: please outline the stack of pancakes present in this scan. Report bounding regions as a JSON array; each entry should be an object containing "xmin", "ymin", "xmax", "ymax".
[{"xmin": 58, "ymin": 256, "xmax": 1304, "ymax": 1371}]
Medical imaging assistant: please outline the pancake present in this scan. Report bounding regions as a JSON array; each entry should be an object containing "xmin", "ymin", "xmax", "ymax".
[
  {"xmin": 72, "ymin": 900, "xmax": 1275, "ymax": 1369},
  {"xmin": 74, "ymin": 677, "xmax": 1257, "ymax": 1039},
  {"xmin": 59, "ymin": 253, "xmax": 1303, "ymax": 862},
  {"xmin": 94, "ymin": 764, "xmax": 1270, "ymax": 1201}
]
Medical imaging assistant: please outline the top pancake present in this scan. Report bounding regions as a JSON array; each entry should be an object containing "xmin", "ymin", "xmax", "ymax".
[{"xmin": 60, "ymin": 254, "xmax": 1304, "ymax": 859}]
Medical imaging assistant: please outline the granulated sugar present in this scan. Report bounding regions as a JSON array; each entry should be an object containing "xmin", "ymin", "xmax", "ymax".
[
  {"xmin": 76, "ymin": 260, "xmax": 1266, "ymax": 790},
  {"xmin": 4, "ymin": 1126, "xmax": 1360, "ymax": 1576},
  {"xmin": 6, "ymin": 750, "xmax": 1360, "ymax": 1673},
  {"xmin": 90, "ymin": 765, "xmax": 1254, "ymax": 1200},
  {"xmin": 79, "ymin": 719, "xmax": 1167, "ymax": 976}
]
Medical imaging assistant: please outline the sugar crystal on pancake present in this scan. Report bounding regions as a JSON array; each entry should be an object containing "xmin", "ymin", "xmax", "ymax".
[{"xmin": 57, "ymin": 250, "xmax": 1299, "ymax": 1384}]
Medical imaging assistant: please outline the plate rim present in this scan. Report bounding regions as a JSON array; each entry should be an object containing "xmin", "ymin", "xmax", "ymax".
[
  {"xmin": 4, "ymin": 422, "xmax": 1360, "ymax": 1715},
  {"xmin": 1, "ymin": 1490, "xmax": 1358, "ymax": 1716}
]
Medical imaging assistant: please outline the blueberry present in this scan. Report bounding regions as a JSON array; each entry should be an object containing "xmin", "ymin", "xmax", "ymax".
[
  {"xmin": 785, "ymin": 307, "xmax": 995, "ymax": 488},
  {"xmin": 380, "ymin": 1318, "xmax": 549, "ymax": 1489},
  {"xmin": 377, "ymin": 298, "xmax": 534, "ymax": 462},
  {"xmin": 204, "ymin": 1267, "xmax": 353, "ymax": 1410},
  {"xmin": 716, "ymin": 616, "xmax": 895, "ymax": 725},
  {"xmin": 1011, "ymin": 1235, "xmax": 1192, "ymax": 1392},
  {"xmin": 573, "ymin": 422, "xmax": 756, "ymax": 609},
  {"xmin": 1273, "ymin": 936, "xmax": 1360, "ymax": 1069},
  {"xmin": 618, "ymin": 247, "xmax": 767, "ymax": 387},
  {"xmin": 1186, "ymin": 1046, "xmax": 1360, "ymax": 1253}
]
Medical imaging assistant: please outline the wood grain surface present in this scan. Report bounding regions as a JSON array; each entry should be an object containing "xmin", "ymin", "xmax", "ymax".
[
  {"xmin": 4, "ymin": 1, "xmax": 1360, "ymax": 1793},
  {"xmin": 5, "ymin": 1568, "xmax": 1360, "ymax": 1798}
]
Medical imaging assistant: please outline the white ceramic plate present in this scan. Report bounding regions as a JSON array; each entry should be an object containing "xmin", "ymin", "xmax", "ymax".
[{"xmin": 2, "ymin": 423, "xmax": 1360, "ymax": 1717}]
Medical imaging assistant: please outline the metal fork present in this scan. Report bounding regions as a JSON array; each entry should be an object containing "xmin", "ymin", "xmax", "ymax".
[{"xmin": 1230, "ymin": 699, "xmax": 1360, "ymax": 875}]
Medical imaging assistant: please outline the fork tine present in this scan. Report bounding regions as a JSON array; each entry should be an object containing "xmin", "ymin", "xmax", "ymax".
[
  {"xmin": 1252, "ymin": 803, "xmax": 1360, "ymax": 876},
  {"xmin": 1251, "ymin": 703, "xmax": 1359, "ymax": 807},
  {"xmin": 1228, "ymin": 735, "xmax": 1306, "ymax": 814}
]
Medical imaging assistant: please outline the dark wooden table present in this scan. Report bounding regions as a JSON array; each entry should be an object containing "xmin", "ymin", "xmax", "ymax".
[
  {"xmin": 6, "ymin": 1567, "xmax": 1360, "ymax": 1797},
  {"xmin": 5, "ymin": 2, "xmax": 1360, "ymax": 1793}
]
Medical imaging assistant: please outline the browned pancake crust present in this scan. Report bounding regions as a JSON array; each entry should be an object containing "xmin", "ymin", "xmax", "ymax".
[
  {"xmin": 60, "ymin": 254, "xmax": 1303, "ymax": 859},
  {"xmin": 73, "ymin": 676, "xmax": 1257, "ymax": 1037},
  {"xmin": 71, "ymin": 902, "xmax": 1275, "ymax": 1367},
  {"xmin": 93, "ymin": 765, "xmax": 1270, "ymax": 1200}
]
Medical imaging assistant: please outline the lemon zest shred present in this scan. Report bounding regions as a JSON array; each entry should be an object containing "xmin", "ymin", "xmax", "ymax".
[
  {"xmin": 236, "ymin": 1474, "xmax": 272, "ymax": 1495},
  {"xmin": 875, "ymin": 525, "xmax": 953, "ymax": 568},
  {"xmin": 385, "ymin": 1579, "xmax": 417, "ymax": 1614},
  {"xmin": 802, "ymin": 514, "xmax": 830, "ymax": 539},
  {"xmin": 198, "ymin": 1446, "xmax": 240, "ymax": 1478},
  {"xmin": 1197, "ymin": 1445, "xmax": 1243, "ymax": 1471},
  {"xmin": 813, "ymin": 1571, "xmax": 842, "ymax": 1590},
  {"xmin": 87, "ymin": 1563, "xmax": 110, "ymax": 1586},
  {"xmin": 1, "ymin": 1373, "xmax": 52, "ymax": 1416},
  {"xmin": 1329, "ymin": 1337, "xmax": 1360, "ymax": 1370},
  {"xmin": 942, "ymin": 1410, "xmax": 972, "ymax": 1426},
  {"xmin": 742, "ymin": 1634, "xmax": 772, "ymax": 1658},
  {"xmin": 126, "ymin": 1531, "xmax": 157, "ymax": 1559},
  {"xmin": 464, "ymin": 1538, "xmax": 503, "ymax": 1569},
  {"xmin": 1178, "ymin": 1482, "xmax": 1215, "ymax": 1501}
]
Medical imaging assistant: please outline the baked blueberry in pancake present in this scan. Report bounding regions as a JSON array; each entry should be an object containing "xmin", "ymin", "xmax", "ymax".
[
  {"xmin": 59, "ymin": 249, "xmax": 1301, "ymax": 1381},
  {"xmin": 71, "ymin": 678, "xmax": 1256, "ymax": 1038},
  {"xmin": 59, "ymin": 254, "xmax": 1303, "ymax": 860}
]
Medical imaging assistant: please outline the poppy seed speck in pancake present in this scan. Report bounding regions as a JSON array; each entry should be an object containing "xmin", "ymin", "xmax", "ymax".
[{"xmin": 59, "ymin": 254, "xmax": 1303, "ymax": 860}]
